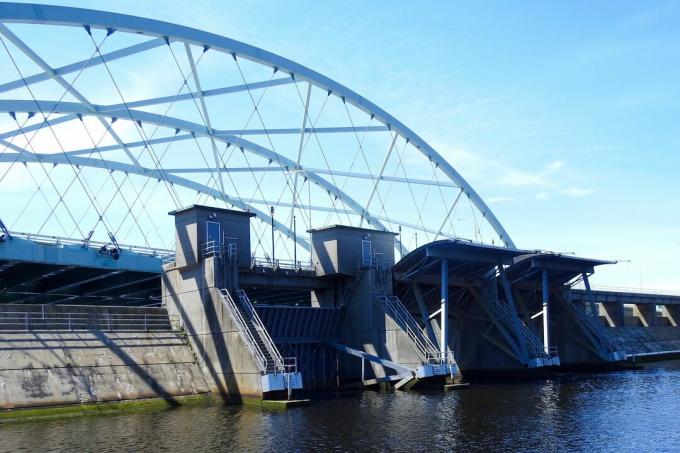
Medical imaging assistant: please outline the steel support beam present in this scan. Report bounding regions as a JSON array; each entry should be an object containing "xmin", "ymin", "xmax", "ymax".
[
  {"xmin": 411, "ymin": 282, "xmax": 439, "ymax": 349},
  {"xmin": 498, "ymin": 265, "xmax": 528, "ymax": 360},
  {"xmin": 440, "ymin": 258, "xmax": 449, "ymax": 359},
  {"xmin": 325, "ymin": 342, "xmax": 413, "ymax": 375},
  {"xmin": 0, "ymin": 2, "xmax": 515, "ymax": 247},
  {"xmin": 582, "ymin": 272, "xmax": 599, "ymax": 319},
  {"xmin": 0, "ymin": 100, "xmax": 388, "ymax": 237},
  {"xmin": 541, "ymin": 269, "xmax": 550, "ymax": 355},
  {"xmin": 0, "ymin": 24, "xmax": 139, "ymax": 164}
]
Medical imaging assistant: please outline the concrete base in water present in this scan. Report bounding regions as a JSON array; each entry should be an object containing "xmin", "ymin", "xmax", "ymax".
[
  {"xmin": 261, "ymin": 399, "xmax": 311, "ymax": 410},
  {"xmin": 0, "ymin": 394, "xmax": 213, "ymax": 423},
  {"xmin": 0, "ymin": 329, "xmax": 210, "ymax": 410},
  {"xmin": 444, "ymin": 383, "xmax": 471, "ymax": 391}
]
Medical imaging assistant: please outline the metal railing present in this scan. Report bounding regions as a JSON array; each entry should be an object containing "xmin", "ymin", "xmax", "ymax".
[
  {"xmin": 250, "ymin": 256, "xmax": 315, "ymax": 272},
  {"xmin": 565, "ymin": 298, "xmax": 626, "ymax": 355},
  {"xmin": 493, "ymin": 299, "xmax": 555, "ymax": 360},
  {"xmin": 219, "ymin": 289, "xmax": 297, "ymax": 375},
  {"xmin": 235, "ymin": 289, "xmax": 297, "ymax": 375},
  {"xmin": 376, "ymin": 295, "xmax": 451, "ymax": 365},
  {"xmin": 219, "ymin": 289, "xmax": 268, "ymax": 372},
  {"xmin": 572, "ymin": 283, "xmax": 680, "ymax": 298},
  {"xmin": 0, "ymin": 310, "xmax": 178, "ymax": 331},
  {"xmin": 358, "ymin": 257, "xmax": 392, "ymax": 271},
  {"xmin": 202, "ymin": 240, "xmax": 221, "ymax": 258},
  {"xmin": 9, "ymin": 230, "xmax": 173, "ymax": 258}
]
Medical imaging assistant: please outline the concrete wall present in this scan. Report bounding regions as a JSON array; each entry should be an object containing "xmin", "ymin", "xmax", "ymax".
[
  {"xmin": 614, "ymin": 326, "xmax": 680, "ymax": 355},
  {"xmin": 339, "ymin": 270, "xmax": 424, "ymax": 382},
  {"xmin": 171, "ymin": 205, "xmax": 254, "ymax": 269},
  {"xmin": 0, "ymin": 329, "xmax": 209, "ymax": 409},
  {"xmin": 310, "ymin": 225, "xmax": 396, "ymax": 277},
  {"xmin": 163, "ymin": 258, "xmax": 265, "ymax": 401}
]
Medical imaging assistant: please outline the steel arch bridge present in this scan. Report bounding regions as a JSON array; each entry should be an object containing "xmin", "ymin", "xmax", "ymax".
[{"xmin": 0, "ymin": 2, "xmax": 514, "ymax": 265}]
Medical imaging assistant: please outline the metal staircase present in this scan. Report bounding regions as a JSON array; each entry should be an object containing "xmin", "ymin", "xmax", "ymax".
[
  {"xmin": 563, "ymin": 296, "xmax": 626, "ymax": 361},
  {"xmin": 219, "ymin": 288, "xmax": 297, "ymax": 375},
  {"xmin": 493, "ymin": 298, "xmax": 559, "ymax": 364},
  {"xmin": 376, "ymin": 294, "xmax": 453, "ymax": 365}
]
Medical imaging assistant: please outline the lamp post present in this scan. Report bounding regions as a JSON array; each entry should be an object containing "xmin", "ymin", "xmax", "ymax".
[
  {"xmin": 398, "ymin": 225, "xmax": 402, "ymax": 260},
  {"xmin": 285, "ymin": 168, "xmax": 312, "ymax": 268},
  {"xmin": 270, "ymin": 205, "xmax": 275, "ymax": 265}
]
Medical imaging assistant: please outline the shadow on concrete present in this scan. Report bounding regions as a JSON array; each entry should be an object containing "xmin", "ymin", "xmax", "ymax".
[
  {"xmin": 162, "ymin": 270, "xmax": 242, "ymax": 403},
  {"xmin": 92, "ymin": 329, "xmax": 180, "ymax": 407}
]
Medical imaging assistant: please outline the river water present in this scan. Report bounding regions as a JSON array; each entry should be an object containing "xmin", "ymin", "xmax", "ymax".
[{"xmin": 2, "ymin": 361, "xmax": 679, "ymax": 452}]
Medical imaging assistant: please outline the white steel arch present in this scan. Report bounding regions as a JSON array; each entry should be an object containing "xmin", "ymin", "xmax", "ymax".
[{"xmin": 0, "ymin": 2, "xmax": 515, "ymax": 259}]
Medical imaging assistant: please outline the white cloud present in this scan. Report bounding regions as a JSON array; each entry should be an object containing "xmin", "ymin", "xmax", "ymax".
[
  {"xmin": 486, "ymin": 196, "xmax": 512, "ymax": 204},
  {"xmin": 545, "ymin": 160, "xmax": 565, "ymax": 172},
  {"xmin": 498, "ymin": 168, "xmax": 548, "ymax": 188},
  {"xmin": 561, "ymin": 187, "xmax": 594, "ymax": 197},
  {"xmin": 535, "ymin": 192, "xmax": 550, "ymax": 200}
]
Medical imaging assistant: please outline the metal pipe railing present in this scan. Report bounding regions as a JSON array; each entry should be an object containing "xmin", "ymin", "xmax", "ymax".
[
  {"xmin": 250, "ymin": 256, "xmax": 315, "ymax": 272},
  {"xmin": 235, "ymin": 289, "xmax": 296, "ymax": 375},
  {"xmin": 493, "ymin": 299, "xmax": 552, "ymax": 359},
  {"xmin": 9, "ymin": 230, "xmax": 173, "ymax": 257},
  {"xmin": 0, "ymin": 310, "xmax": 178, "ymax": 331},
  {"xmin": 376, "ymin": 294, "xmax": 451, "ymax": 365},
  {"xmin": 219, "ymin": 289, "xmax": 268, "ymax": 372},
  {"xmin": 202, "ymin": 240, "xmax": 221, "ymax": 258},
  {"xmin": 572, "ymin": 283, "xmax": 680, "ymax": 298},
  {"xmin": 565, "ymin": 299, "xmax": 626, "ymax": 355}
]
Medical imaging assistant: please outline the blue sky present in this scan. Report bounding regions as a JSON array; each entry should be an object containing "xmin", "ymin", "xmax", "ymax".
[{"xmin": 8, "ymin": 0, "xmax": 680, "ymax": 290}]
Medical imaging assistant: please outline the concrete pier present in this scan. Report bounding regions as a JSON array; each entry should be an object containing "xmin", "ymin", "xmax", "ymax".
[
  {"xmin": 1, "ymin": 206, "xmax": 680, "ymax": 414},
  {"xmin": 0, "ymin": 307, "xmax": 210, "ymax": 410}
]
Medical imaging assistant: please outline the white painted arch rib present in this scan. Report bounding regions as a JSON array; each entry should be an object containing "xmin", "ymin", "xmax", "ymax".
[{"xmin": 0, "ymin": 2, "xmax": 515, "ymax": 248}]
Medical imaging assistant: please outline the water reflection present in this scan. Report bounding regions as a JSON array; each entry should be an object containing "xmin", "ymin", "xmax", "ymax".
[{"xmin": 2, "ymin": 361, "xmax": 680, "ymax": 452}]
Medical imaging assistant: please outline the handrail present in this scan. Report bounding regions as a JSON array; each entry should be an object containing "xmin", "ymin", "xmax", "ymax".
[
  {"xmin": 572, "ymin": 283, "xmax": 680, "ymax": 298},
  {"xmin": 219, "ymin": 289, "xmax": 268, "ymax": 372},
  {"xmin": 376, "ymin": 294, "xmax": 452, "ymax": 365},
  {"xmin": 250, "ymin": 256, "xmax": 315, "ymax": 272},
  {"xmin": 8, "ymin": 230, "xmax": 173, "ymax": 257},
  {"xmin": 493, "ymin": 299, "xmax": 551, "ymax": 359},
  {"xmin": 235, "ymin": 289, "xmax": 297, "ymax": 374},
  {"xmin": 0, "ymin": 310, "xmax": 178, "ymax": 331},
  {"xmin": 202, "ymin": 240, "xmax": 221, "ymax": 258},
  {"xmin": 387, "ymin": 295, "xmax": 440, "ymax": 356},
  {"xmin": 565, "ymin": 298, "xmax": 625, "ymax": 355}
]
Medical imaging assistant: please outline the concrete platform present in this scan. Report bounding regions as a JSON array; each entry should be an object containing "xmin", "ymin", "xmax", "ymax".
[
  {"xmin": 444, "ymin": 383, "xmax": 471, "ymax": 391},
  {"xmin": 261, "ymin": 399, "xmax": 311, "ymax": 410}
]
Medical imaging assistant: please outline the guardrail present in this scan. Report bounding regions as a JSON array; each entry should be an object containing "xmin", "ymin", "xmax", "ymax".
[
  {"xmin": 376, "ymin": 294, "xmax": 451, "ymax": 365},
  {"xmin": 235, "ymin": 289, "xmax": 297, "ymax": 375},
  {"xmin": 357, "ymin": 257, "xmax": 392, "ymax": 271},
  {"xmin": 0, "ymin": 311, "xmax": 179, "ymax": 331},
  {"xmin": 219, "ymin": 289, "xmax": 268, "ymax": 372},
  {"xmin": 9, "ymin": 230, "xmax": 173, "ymax": 258},
  {"xmin": 202, "ymin": 240, "xmax": 221, "ymax": 258},
  {"xmin": 566, "ymin": 297, "xmax": 626, "ymax": 355},
  {"xmin": 251, "ymin": 256, "xmax": 315, "ymax": 272},
  {"xmin": 572, "ymin": 283, "xmax": 680, "ymax": 298},
  {"xmin": 493, "ymin": 299, "xmax": 555, "ymax": 360}
]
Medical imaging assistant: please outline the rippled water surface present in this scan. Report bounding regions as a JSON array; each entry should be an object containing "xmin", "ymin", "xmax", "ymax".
[{"xmin": 2, "ymin": 361, "xmax": 680, "ymax": 452}]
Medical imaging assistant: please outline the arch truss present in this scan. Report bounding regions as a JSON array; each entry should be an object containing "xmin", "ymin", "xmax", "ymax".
[{"xmin": 0, "ymin": 2, "xmax": 514, "ymax": 264}]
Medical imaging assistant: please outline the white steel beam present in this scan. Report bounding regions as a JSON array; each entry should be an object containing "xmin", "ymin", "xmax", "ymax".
[
  {"xmin": 0, "ymin": 24, "xmax": 139, "ymax": 165},
  {"xmin": 0, "ymin": 150, "xmax": 309, "ymax": 250},
  {"xmin": 184, "ymin": 43, "xmax": 227, "ymax": 201},
  {"xmin": 0, "ymin": 3, "xmax": 515, "ymax": 247}
]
